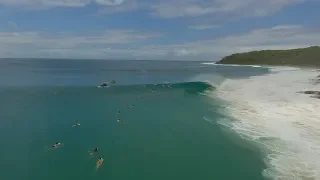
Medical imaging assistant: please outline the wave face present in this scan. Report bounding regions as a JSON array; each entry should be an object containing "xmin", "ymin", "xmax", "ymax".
[
  {"xmin": 159, "ymin": 81, "xmax": 215, "ymax": 94},
  {"xmin": 100, "ymin": 81, "xmax": 215, "ymax": 95},
  {"xmin": 213, "ymin": 67, "xmax": 320, "ymax": 180}
]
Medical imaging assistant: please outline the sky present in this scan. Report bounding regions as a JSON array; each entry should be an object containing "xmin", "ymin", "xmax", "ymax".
[{"xmin": 0, "ymin": 0, "xmax": 319, "ymax": 60}]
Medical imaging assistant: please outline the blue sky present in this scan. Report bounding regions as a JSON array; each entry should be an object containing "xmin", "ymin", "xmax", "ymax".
[{"xmin": 0, "ymin": 0, "xmax": 319, "ymax": 60}]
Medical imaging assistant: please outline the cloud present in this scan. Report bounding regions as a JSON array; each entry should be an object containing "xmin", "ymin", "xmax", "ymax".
[
  {"xmin": 0, "ymin": 0, "xmax": 314, "ymax": 22},
  {"xmin": 95, "ymin": 0, "xmax": 124, "ymax": 6},
  {"xmin": 0, "ymin": 29, "xmax": 162, "ymax": 58},
  {"xmin": 151, "ymin": 0, "xmax": 308, "ymax": 18},
  {"xmin": 0, "ymin": 0, "xmax": 126, "ymax": 8},
  {"xmin": 0, "ymin": 25, "xmax": 319, "ymax": 60},
  {"xmin": 138, "ymin": 25, "xmax": 320, "ymax": 60},
  {"xmin": 188, "ymin": 25, "xmax": 220, "ymax": 30},
  {"xmin": 7, "ymin": 21, "xmax": 18, "ymax": 28},
  {"xmin": 0, "ymin": 0, "xmax": 89, "ymax": 7},
  {"xmin": 0, "ymin": 0, "xmax": 311, "ymax": 17},
  {"xmin": 96, "ymin": 0, "xmax": 140, "ymax": 14}
]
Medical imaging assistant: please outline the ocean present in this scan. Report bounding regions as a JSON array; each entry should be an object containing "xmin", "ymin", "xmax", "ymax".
[{"xmin": 0, "ymin": 59, "xmax": 319, "ymax": 180}]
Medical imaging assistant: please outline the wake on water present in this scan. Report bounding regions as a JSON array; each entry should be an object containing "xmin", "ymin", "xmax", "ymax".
[{"xmin": 210, "ymin": 67, "xmax": 320, "ymax": 180}]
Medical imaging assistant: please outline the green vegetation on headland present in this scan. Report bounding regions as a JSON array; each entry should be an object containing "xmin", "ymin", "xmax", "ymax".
[
  {"xmin": 216, "ymin": 46, "xmax": 320, "ymax": 67},
  {"xmin": 216, "ymin": 46, "xmax": 320, "ymax": 99}
]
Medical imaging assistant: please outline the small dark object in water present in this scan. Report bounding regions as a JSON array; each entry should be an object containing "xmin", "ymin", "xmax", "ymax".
[
  {"xmin": 49, "ymin": 142, "xmax": 62, "ymax": 150},
  {"xmin": 302, "ymin": 91, "xmax": 320, "ymax": 95},
  {"xmin": 117, "ymin": 119, "xmax": 124, "ymax": 124},
  {"xmin": 299, "ymin": 90, "xmax": 320, "ymax": 99}
]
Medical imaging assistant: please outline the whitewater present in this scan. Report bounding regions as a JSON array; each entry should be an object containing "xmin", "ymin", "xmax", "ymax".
[{"xmin": 213, "ymin": 66, "xmax": 320, "ymax": 180}]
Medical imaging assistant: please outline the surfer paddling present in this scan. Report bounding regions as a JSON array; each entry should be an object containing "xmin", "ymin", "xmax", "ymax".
[
  {"xmin": 117, "ymin": 119, "xmax": 124, "ymax": 124},
  {"xmin": 129, "ymin": 105, "xmax": 134, "ymax": 110},
  {"xmin": 96, "ymin": 157, "xmax": 104, "ymax": 169},
  {"xmin": 72, "ymin": 122, "xmax": 80, "ymax": 127},
  {"xmin": 89, "ymin": 147, "xmax": 99, "ymax": 156},
  {"xmin": 99, "ymin": 82, "xmax": 109, "ymax": 88},
  {"xmin": 98, "ymin": 80, "xmax": 115, "ymax": 88},
  {"xmin": 48, "ymin": 142, "xmax": 62, "ymax": 150}
]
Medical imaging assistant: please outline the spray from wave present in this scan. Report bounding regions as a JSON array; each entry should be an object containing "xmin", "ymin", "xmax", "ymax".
[{"xmin": 212, "ymin": 67, "xmax": 320, "ymax": 180}]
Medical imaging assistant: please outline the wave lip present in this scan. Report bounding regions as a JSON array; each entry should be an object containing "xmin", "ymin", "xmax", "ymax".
[{"xmin": 214, "ymin": 68, "xmax": 320, "ymax": 180}]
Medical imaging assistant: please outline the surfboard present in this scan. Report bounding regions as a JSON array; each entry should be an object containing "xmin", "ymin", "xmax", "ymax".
[
  {"xmin": 96, "ymin": 159, "xmax": 104, "ymax": 169},
  {"xmin": 97, "ymin": 85, "xmax": 111, "ymax": 88}
]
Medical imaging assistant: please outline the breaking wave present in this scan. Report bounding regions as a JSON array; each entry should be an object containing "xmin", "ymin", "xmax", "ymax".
[
  {"xmin": 200, "ymin": 62, "xmax": 262, "ymax": 68},
  {"xmin": 213, "ymin": 67, "xmax": 320, "ymax": 180},
  {"xmin": 102, "ymin": 81, "xmax": 215, "ymax": 95}
]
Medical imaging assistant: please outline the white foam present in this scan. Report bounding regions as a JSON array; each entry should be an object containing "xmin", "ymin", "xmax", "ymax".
[
  {"xmin": 201, "ymin": 62, "xmax": 216, "ymax": 65},
  {"xmin": 201, "ymin": 62, "xmax": 262, "ymax": 68},
  {"xmin": 268, "ymin": 66, "xmax": 302, "ymax": 72},
  {"xmin": 213, "ymin": 67, "xmax": 320, "ymax": 180}
]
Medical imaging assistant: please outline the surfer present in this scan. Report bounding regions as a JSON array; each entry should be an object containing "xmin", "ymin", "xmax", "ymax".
[
  {"xmin": 49, "ymin": 142, "xmax": 61, "ymax": 150},
  {"xmin": 117, "ymin": 119, "xmax": 124, "ymax": 124},
  {"xmin": 124, "ymin": 105, "xmax": 130, "ymax": 110},
  {"xmin": 126, "ymin": 105, "xmax": 134, "ymax": 110},
  {"xmin": 89, "ymin": 147, "xmax": 99, "ymax": 156},
  {"xmin": 96, "ymin": 157, "xmax": 104, "ymax": 169},
  {"xmin": 99, "ymin": 82, "xmax": 109, "ymax": 88},
  {"xmin": 72, "ymin": 122, "xmax": 80, "ymax": 127}
]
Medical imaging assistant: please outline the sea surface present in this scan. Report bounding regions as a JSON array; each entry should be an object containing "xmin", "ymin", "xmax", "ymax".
[{"xmin": 0, "ymin": 59, "xmax": 319, "ymax": 180}]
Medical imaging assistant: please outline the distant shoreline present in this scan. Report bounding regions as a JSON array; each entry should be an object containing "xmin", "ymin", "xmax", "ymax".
[
  {"xmin": 215, "ymin": 46, "xmax": 320, "ymax": 68},
  {"xmin": 203, "ymin": 62, "xmax": 319, "ymax": 70}
]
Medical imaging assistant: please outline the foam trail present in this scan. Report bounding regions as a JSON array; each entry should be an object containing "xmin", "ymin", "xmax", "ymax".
[{"xmin": 214, "ymin": 67, "xmax": 320, "ymax": 180}]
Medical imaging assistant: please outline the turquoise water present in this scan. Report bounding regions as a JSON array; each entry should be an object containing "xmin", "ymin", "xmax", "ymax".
[{"xmin": 0, "ymin": 59, "xmax": 270, "ymax": 180}]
